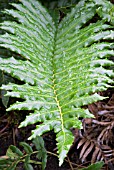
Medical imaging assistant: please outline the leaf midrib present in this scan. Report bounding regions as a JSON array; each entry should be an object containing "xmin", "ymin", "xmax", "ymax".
[{"xmin": 51, "ymin": 28, "xmax": 65, "ymax": 134}]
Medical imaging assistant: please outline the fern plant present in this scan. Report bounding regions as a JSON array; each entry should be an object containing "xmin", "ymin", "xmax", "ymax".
[
  {"xmin": 0, "ymin": 136, "xmax": 47, "ymax": 170},
  {"xmin": 0, "ymin": 0, "xmax": 114, "ymax": 166}
]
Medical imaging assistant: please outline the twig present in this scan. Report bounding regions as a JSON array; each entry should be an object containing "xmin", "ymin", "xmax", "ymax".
[
  {"xmin": 13, "ymin": 128, "xmax": 16, "ymax": 146},
  {"xmin": 0, "ymin": 122, "xmax": 9, "ymax": 134},
  {"xmin": 67, "ymin": 156, "xmax": 74, "ymax": 170}
]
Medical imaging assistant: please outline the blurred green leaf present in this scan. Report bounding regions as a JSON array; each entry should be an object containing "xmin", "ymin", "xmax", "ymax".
[
  {"xmin": 41, "ymin": 0, "xmax": 79, "ymax": 10},
  {"xmin": 0, "ymin": 158, "xmax": 12, "ymax": 169},
  {"xmin": 7, "ymin": 162, "xmax": 17, "ymax": 170},
  {"xmin": 0, "ymin": 141, "xmax": 42, "ymax": 170},
  {"xmin": 80, "ymin": 161, "xmax": 104, "ymax": 170},
  {"xmin": 33, "ymin": 136, "xmax": 47, "ymax": 170},
  {"xmin": 24, "ymin": 163, "xmax": 34, "ymax": 170},
  {"xmin": 0, "ymin": 158, "xmax": 17, "ymax": 170},
  {"xmin": 20, "ymin": 142, "xmax": 33, "ymax": 154},
  {"xmin": 20, "ymin": 142, "xmax": 34, "ymax": 170},
  {"xmin": 6, "ymin": 145, "xmax": 23, "ymax": 158}
]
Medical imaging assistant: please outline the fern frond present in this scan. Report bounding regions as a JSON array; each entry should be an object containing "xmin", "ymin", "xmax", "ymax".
[
  {"xmin": 94, "ymin": 0, "xmax": 114, "ymax": 25},
  {"xmin": 0, "ymin": 0, "xmax": 114, "ymax": 165},
  {"xmin": 77, "ymin": 138, "xmax": 114, "ymax": 163}
]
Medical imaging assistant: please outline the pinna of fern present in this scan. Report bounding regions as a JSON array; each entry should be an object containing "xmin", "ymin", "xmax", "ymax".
[{"xmin": 0, "ymin": 0, "xmax": 114, "ymax": 166}]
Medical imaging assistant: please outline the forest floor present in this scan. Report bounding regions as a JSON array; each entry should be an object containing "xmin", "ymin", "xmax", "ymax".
[{"xmin": 0, "ymin": 88, "xmax": 114, "ymax": 170}]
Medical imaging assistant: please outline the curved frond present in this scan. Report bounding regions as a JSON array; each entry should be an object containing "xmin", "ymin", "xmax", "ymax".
[{"xmin": 0, "ymin": 0, "xmax": 114, "ymax": 165}]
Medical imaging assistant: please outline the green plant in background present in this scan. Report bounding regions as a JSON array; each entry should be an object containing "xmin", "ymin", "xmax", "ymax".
[
  {"xmin": 0, "ymin": 0, "xmax": 114, "ymax": 166},
  {"xmin": 0, "ymin": 0, "xmax": 19, "ymax": 107},
  {"xmin": 0, "ymin": 136, "xmax": 47, "ymax": 170},
  {"xmin": 0, "ymin": 137, "xmax": 103, "ymax": 170},
  {"xmin": 0, "ymin": 70, "xmax": 14, "ymax": 107},
  {"xmin": 80, "ymin": 161, "xmax": 104, "ymax": 170}
]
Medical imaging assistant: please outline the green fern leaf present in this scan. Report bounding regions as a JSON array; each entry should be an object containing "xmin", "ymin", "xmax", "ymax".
[
  {"xmin": 0, "ymin": 0, "xmax": 114, "ymax": 165},
  {"xmin": 80, "ymin": 161, "xmax": 104, "ymax": 170},
  {"xmin": 94, "ymin": 0, "xmax": 114, "ymax": 25},
  {"xmin": 33, "ymin": 136, "xmax": 47, "ymax": 170}
]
